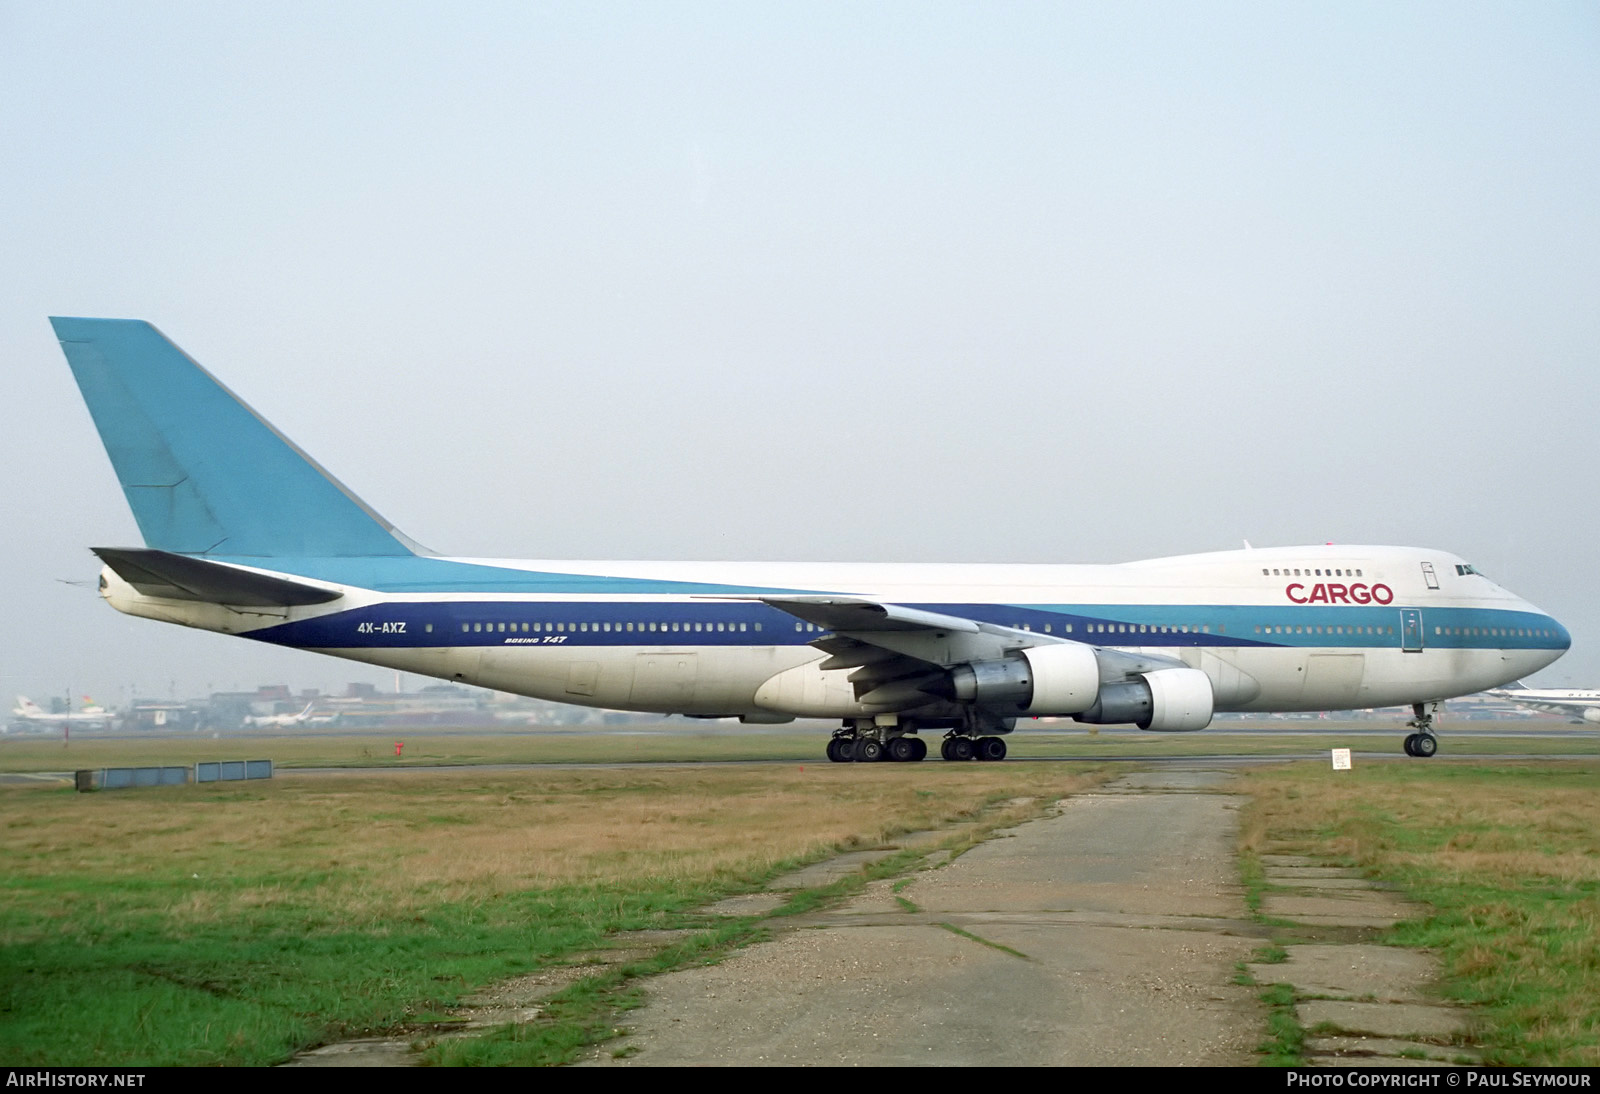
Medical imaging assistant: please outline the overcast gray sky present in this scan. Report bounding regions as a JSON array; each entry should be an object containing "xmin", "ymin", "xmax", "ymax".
[{"xmin": 3, "ymin": 1, "xmax": 1597, "ymax": 706}]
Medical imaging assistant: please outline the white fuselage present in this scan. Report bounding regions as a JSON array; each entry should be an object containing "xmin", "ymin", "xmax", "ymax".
[{"xmin": 98, "ymin": 544, "xmax": 1567, "ymax": 723}]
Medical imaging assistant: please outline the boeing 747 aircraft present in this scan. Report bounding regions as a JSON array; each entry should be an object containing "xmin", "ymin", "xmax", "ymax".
[{"xmin": 49, "ymin": 318, "xmax": 1569, "ymax": 761}]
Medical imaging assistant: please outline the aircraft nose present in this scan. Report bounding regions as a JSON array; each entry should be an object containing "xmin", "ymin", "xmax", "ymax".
[
  {"xmin": 1528, "ymin": 611, "xmax": 1571, "ymax": 675},
  {"xmin": 1553, "ymin": 616, "xmax": 1572, "ymax": 651},
  {"xmin": 1517, "ymin": 593, "xmax": 1570, "ymax": 652}
]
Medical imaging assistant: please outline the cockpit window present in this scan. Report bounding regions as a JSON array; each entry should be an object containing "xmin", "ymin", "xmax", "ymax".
[{"xmin": 1456, "ymin": 564, "xmax": 1482, "ymax": 577}]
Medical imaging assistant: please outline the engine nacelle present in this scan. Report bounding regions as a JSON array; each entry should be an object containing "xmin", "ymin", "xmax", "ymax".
[
  {"xmin": 948, "ymin": 643, "xmax": 1100, "ymax": 715},
  {"xmin": 1584, "ymin": 708, "xmax": 1600, "ymax": 725},
  {"xmin": 1076, "ymin": 666, "xmax": 1214, "ymax": 731},
  {"xmin": 1142, "ymin": 667, "xmax": 1214, "ymax": 731}
]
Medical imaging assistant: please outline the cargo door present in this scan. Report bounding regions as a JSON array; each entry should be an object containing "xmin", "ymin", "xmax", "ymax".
[
  {"xmin": 629, "ymin": 653, "xmax": 699, "ymax": 710},
  {"xmin": 1302, "ymin": 654, "xmax": 1366, "ymax": 709}
]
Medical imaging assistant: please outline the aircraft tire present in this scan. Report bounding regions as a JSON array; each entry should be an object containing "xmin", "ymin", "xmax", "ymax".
[
  {"xmin": 827, "ymin": 738, "xmax": 853, "ymax": 763},
  {"xmin": 977, "ymin": 736, "xmax": 1007, "ymax": 762},
  {"xmin": 887, "ymin": 736, "xmax": 917, "ymax": 763},
  {"xmin": 1414, "ymin": 733, "xmax": 1437, "ymax": 758},
  {"xmin": 855, "ymin": 737, "xmax": 885, "ymax": 763},
  {"xmin": 948, "ymin": 736, "xmax": 975, "ymax": 762},
  {"xmin": 910, "ymin": 736, "xmax": 928, "ymax": 761}
]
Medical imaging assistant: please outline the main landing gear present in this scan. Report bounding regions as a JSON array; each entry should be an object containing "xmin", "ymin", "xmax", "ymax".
[
  {"xmin": 939, "ymin": 734, "xmax": 1007, "ymax": 762},
  {"xmin": 826, "ymin": 730, "xmax": 927, "ymax": 763},
  {"xmin": 1403, "ymin": 702, "xmax": 1439, "ymax": 758},
  {"xmin": 824, "ymin": 719, "xmax": 1010, "ymax": 763}
]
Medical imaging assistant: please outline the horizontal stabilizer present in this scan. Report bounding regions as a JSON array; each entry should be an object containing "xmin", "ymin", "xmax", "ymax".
[{"xmin": 94, "ymin": 547, "xmax": 343, "ymax": 607}]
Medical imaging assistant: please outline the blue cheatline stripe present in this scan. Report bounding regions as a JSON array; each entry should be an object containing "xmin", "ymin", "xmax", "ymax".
[
  {"xmin": 1024, "ymin": 603, "xmax": 1569, "ymax": 652},
  {"xmin": 243, "ymin": 599, "xmax": 1570, "ymax": 653}
]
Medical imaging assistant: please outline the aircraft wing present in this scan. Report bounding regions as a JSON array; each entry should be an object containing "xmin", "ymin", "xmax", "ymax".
[
  {"xmin": 93, "ymin": 548, "xmax": 343, "ymax": 607},
  {"xmin": 752, "ymin": 596, "xmax": 982, "ymax": 635},
  {"xmin": 749, "ymin": 595, "xmax": 1186, "ymax": 706}
]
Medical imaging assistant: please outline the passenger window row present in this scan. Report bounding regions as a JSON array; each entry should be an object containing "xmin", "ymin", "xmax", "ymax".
[
  {"xmin": 449, "ymin": 618, "xmax": 1554, "ymax": 641},
  {"xmin": 461, "ymin": 621, "xmax": 764, "ymax": 634}
]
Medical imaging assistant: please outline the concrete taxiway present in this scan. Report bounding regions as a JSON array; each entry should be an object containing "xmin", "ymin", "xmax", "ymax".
[{"xmin": 582, "ymin": 768, "xmax": 1264, "ymax": 1066}]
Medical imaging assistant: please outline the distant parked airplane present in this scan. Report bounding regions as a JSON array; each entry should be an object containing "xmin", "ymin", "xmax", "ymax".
[
  {"xmin": 1485, "ymin": 683, "xmax": 1600, "ymax": 724},
  {"xmin": 11, "ymin": 696, "xmax": 113, "ymax": 727},
  {"xmin": 49, "ymin": 317, "xmax": 1570, "ymax": 761},
  {"xmin": 244, "ymin": 702, "xmax": 318, "ymax": 728}
]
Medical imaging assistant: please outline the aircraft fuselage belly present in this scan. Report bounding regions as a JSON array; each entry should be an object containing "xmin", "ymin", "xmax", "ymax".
[{"xmin": 301, "ymin": 642, "xmax": 1553, "ymax": 718}]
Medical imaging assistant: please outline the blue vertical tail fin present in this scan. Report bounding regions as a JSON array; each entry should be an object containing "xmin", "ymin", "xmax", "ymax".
[{"xmin": 50, "ymin": 317, "xmax": 424, "ymax": 558}]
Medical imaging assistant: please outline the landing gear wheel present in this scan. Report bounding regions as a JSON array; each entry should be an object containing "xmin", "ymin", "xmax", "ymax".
[
  {"xmin": 947, "ymin": 736, "xmax": 975, "ymax": 762},
  {"xmin": 1404, "ymin": 702, "xmax": 1441, "ymax": 758},
  {"xmin": 826, "ymin": 737, "xmax": 854, "ymax": 763},
  {"xmin": 854, "ymin": 737, "xmax": 885, "ymax": 763},
  {"xmin": 910, "ymin": 736, "xmax": 928, "ymax": 762},
  {"xmin": 940, "ymin": 738, "xmax": 955, "ymax": 761},
  {"xmin": 887, "ymin": 736, "xmax": 917, "ymax": 763},
  {"xmin": 977, "ymin": 736, "xmax": 1007, "ymax": 762}
]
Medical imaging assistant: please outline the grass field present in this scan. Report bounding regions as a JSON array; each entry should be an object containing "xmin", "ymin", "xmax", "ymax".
[
  {"xmin": 1240, "ymin": 760, "xmax": 1600, "ymax": 1066},
  {"xmin": 3, "ymin": 726, "xmax": 1596, "ymax": 1066},
  {"xmin": 0, "ymin": 760, "xmax": 1106, "ymax": 1066},
  {"xmin": 0, "ymin": 718, "xmax": 1593, "ymax": 773}
]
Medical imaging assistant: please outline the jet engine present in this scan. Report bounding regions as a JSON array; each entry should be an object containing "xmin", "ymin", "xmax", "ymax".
[
  {"xmin": 1075, "ymin": 666, "xmax": 1214, "ymax": 731},
  {"xmin": 947, "ymin": 644, "xmax": 1101, "ymax": 715}
]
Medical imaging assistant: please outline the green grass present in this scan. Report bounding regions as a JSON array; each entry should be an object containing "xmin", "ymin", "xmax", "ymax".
[
  {"xmin": 0, "ymin": 763, "xmax": 1103, "ymax": 1066},
  {"xmin": 2, "ymin": 719, "xmax": 1592, "ymax": 774},
  {"xmin": 423, "ymin": 920, "xmax": 764, "ymax": 1066},
  {"xmin": 1240, "ymin": 760, "xmax": 1600, "ymax": 1066},
  {"xmin": 8, "ymin": 729, "xmax": 1595, "ymax": 1066},
  {"xmin": 2, "ymin": 879, "xmax": 691, "ymax": 1065},
  {"xmin": 1254, "ymin": 982, "xmax": 1306, "ymax": 1065},
  {"xmin": 434, "ymin": 799, "xmax": 1057, "ymax": 1066},
  {"xmin": 1235, "ymin": 941, "xmax": 1302, "ymax": 1065}
]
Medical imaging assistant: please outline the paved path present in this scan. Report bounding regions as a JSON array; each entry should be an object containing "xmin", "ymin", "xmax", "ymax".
[
  {"xmin": 584, "ymin": 768, "xmax": 1264, "ymax": 1066},
  {"xmin": 1248, "ymin": 856, "xmax": 1474, "ymax": 1066}
]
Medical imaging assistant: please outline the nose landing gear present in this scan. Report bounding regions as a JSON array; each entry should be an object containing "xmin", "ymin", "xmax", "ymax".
[{"xmin": 1403, "ymin": 702, "xmax": 1439, "ymax": 758}]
